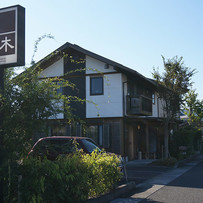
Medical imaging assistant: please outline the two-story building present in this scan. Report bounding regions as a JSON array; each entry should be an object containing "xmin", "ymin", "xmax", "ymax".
[{"xmin": 36, "ymin": 42, "xmax": 166, "ymax": 160}]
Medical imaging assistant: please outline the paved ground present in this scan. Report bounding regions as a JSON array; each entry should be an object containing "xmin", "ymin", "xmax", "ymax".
[
  {"xmin": 111, "ymin": 154, "xmax": 203, "ymax": 203},
  {"xmin": 125, "ymin": 161, "xmax": 171, "ymax": 185},
  {"xmin": 120, "ymin": 159, "xmax": 172, "ymax": 185}
]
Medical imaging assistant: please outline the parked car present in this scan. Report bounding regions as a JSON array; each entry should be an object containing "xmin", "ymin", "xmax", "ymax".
[
  {"xmin": 28, "ymin": 136, "xmax": 125, "ymax": 177},
  {"xmin": 28, "ymin": 136, "xmax": 102, "ymax": 160}
]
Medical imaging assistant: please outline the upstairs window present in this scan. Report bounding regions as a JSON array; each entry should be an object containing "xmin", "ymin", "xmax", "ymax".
[
  {"xmin": 152, "ymin": 93, "xmax": 155, "ymax": 104},
  {"xmin": 56, "ymin": 82, "xmax": 63, "ymax": 95},
  {"xmin": 90, "ymin": 77, "xmax": 103, "ymax": 95}
]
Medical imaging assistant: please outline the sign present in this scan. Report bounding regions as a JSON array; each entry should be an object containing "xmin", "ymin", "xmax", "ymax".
[{"xmin": 0, "ymin": 5, "xmax": 25, "ymax": 67}]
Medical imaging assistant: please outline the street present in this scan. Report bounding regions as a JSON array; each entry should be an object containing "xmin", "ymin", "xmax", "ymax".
[{"xmin": 111, "ymin": 155, "xmax": 203, "ymax": 203}]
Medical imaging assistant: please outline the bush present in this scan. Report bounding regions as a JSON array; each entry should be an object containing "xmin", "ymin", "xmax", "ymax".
[
  {"xmin": 152, "ymin": 157, "xmax": 177, "ymax": 167},
  {"xmin": 17, "ymin": 151, "xmax": 122, "ymax": 203},
  {"xmin": 169, "ymin": 126, "xmax": 202, "ymax": 159},
  {"xmin": 20, "ymin": 153, "xmax": 89, "ymax": 203},
  {"xmin": 82, "ymin": 150, "xmax": 122, "ymax": 197}
]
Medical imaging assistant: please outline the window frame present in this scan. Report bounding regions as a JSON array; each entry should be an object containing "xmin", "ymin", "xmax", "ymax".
[{"xmin": 90, "ymin": 76, "xmax": 104, "ymax": 96}]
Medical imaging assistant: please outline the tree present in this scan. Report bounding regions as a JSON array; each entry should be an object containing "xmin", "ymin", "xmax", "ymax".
[
  {"xmin": 183, "ymin": 90, "xmax": 203, "ymax": 127},
  {"xmin": 0, "ymin": 36, "xmax": 85, "ymax": 201},
  {"xmin": 153, "ymin": 56, "xmax": 195, "ymax": 158},
  {"xmin": 0, "ymin": 34, "xmax": 85, "ymax": 161}
]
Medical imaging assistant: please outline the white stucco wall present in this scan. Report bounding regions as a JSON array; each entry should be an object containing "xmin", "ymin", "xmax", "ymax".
[
  {"xmin": 39, "ymin": 58, "xmax": 64, "ymax": 78},
  {"xmin": 86, "ymin": 55, "xmax": 116, "ymax": 74},
  {"xmin": 86, "ymin": 56, "xmax": 123, "ymax": 118}
]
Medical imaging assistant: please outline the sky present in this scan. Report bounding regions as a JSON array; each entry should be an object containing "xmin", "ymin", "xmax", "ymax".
[{"xmin": 1, "ymin": 0, "xmax": 203, "ymax": 99}]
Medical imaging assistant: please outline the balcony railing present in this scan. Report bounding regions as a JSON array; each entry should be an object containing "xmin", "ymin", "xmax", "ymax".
[{"xmin": 126, "ymin": 95, "xmax": 152, "ymax": 116}]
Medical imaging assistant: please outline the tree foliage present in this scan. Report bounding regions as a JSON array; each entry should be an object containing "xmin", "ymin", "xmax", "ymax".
[
  {"xmin": 1, "ymin": 68, "xmax": 67, "ymax": 160},
  {"xmin": 0, "ymin": 35, "xmax": 87, "ymax": 201},
  {"xmin": 170, "ymin": 126, "xmax": 202, "ymax": 160},
  {"xmin": 0, "ymin": 34, "xmax": 87, "ymax": 161},
  {"xmin": 152, "ymin": 56, "xmax": 195, "ymax": 158},
  {"xmin": 183, "ymin": 90, "xmax": 203, "ymax": 127},
  {"xmin": 153, "ymin": 56, "xmax": 195, "ymax": 119}
]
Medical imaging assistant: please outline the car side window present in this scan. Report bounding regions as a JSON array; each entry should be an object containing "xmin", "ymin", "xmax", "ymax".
[{"xmin": 81, "ymin": 139, "xmax": 101, "ymax": 153}]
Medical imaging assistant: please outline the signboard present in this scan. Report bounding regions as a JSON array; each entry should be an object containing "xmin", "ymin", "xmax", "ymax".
[{"xmin": 0, "ymin": 5, "xmax": 25, "ymax": 67}]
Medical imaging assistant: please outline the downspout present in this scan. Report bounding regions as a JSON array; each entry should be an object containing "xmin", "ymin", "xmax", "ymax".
[
  {"xmin": 157, "ymin": 96, "xmax": 160, "ymax": 118},
  {"xmin": 123, "ymin": 81, "xmax": 128, "ymax": 158}
]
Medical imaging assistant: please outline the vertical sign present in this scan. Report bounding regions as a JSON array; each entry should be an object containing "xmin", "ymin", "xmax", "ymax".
[{"xmin": 0, "ymin": 5, "xmax": 25, "ymax": 67}]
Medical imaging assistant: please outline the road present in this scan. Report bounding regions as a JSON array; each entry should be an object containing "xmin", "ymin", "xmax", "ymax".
[{"xmin": 111, "ymin": 155, "xmax": 203, "ymax": 203}]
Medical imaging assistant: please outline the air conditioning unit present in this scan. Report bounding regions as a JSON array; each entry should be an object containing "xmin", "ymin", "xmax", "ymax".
[
  {"xmin": 104, "ymin": 63, "xmax": 109, "ymax": 69},
  {"xmin": 130, "ymin": 98, "xmax": 140, "ymax": 108}
]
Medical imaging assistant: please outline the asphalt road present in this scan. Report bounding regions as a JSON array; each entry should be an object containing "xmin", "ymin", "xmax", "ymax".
[{"xmin": 140, "ymin": 159, "xmax": 203, "ymax": 203}]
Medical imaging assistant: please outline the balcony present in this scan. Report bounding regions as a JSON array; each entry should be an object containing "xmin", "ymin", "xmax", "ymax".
[{"xmin": 126, "ymin": 95, "xmax": 152, "ymax": 116}]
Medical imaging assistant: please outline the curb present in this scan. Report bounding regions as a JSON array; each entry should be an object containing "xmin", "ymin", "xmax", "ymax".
[{"xmin": 85, "ymin": 181, "xmax": 136, "ymax": 203}]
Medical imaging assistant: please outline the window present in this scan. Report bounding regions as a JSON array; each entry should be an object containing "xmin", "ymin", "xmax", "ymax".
[
  {"xmin": 90, "ymin": 77, "xmax": 103, "ymax": 95},
  {"xmin": 86, "ymin": 125, "xmax": 99, "ymax": 144},
  {"xmin": 50, "ymin": 82, "xmax": 63, "ymax": 97},
  {"xmin": 86, "ymin": 125, "xmax": 103, "ymax": 146},
  {"xmin": 56, "ymin": 82, "xmax": 63, "ymax": 94},
  {"xmin": 98, "ymin": 125, "xmax": 103, "ymax": 146},
  {"xmin": 81, "ymin": 139, "xmax": 101, "ymax": 153},
  {"xmin": 152, "ymin": 93, "xmax": 155, "ymax": 104}
]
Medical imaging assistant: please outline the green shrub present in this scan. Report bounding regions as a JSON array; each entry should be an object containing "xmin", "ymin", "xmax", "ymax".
[
  {"xmin": 152, "ymin": 157, "xmax": 177, "ymax": 167},
  {"xmin": 82, "ymin": 150, "xmax": 122, "ymax": 197},
  {"xmin": 20, "ymin": 153, "xmax": 89, "ymax": 203},
  {"xmin": 17, "ymin": 150, "xmax": 122, "ymax": 202},
  {"xmin": 169, "ymin": 126, "xmax": 202, "ymax": 159}
]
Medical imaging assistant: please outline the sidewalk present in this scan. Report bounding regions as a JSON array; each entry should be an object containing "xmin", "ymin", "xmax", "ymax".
[{"xmin": 123, "ymin": 158, "xmax": 171, "ymax": 185}]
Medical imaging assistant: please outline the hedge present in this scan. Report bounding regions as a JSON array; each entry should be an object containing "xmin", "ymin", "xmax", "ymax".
[{"xmin": 17, "ymin": 150, "xmax": 122, "ymax": 203}]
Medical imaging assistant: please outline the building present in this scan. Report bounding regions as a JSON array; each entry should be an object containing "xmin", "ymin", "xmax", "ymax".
[{"xmin": 37, "ymin": 42, "xmax": 166, "ymax": 160}]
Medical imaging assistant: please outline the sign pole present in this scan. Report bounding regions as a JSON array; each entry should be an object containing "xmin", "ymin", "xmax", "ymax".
[
  {"xmin": 0, "ymin": 5, "xmax": 25, "ymax": 201},
  {"xmin": 0, "ymin": 67, "xmax": 4, "ymax": 203}
]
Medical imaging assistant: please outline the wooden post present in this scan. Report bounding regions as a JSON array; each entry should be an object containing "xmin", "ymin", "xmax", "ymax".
[{"xmin": 145, "ymin": 121, "xmax": 149, "ymax": 159}]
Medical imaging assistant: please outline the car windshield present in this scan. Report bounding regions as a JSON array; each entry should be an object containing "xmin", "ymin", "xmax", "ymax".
[{"xmin": 81, "ymin": 139, "xmax": 101, "ymax": 153}]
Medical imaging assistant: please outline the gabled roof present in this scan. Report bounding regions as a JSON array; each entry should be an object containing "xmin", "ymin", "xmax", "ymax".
[{"xmin": 36, "ymin": 42, "xmax": 156, "ymax": 89}]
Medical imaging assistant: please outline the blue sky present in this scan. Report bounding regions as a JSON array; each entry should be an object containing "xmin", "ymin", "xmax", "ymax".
[{"xmin": 1, "ymin": 0, "xmax": 203, "ymax": 99}]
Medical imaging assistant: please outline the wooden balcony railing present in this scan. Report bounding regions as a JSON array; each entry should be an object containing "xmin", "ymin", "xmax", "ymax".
[{"xmin": 126, "ymin": 95, "xmax": 152, "ymax": 116}]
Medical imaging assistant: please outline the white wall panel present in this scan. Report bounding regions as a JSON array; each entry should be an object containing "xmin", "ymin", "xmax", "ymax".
[
  {"xmin": 39, "ymin": 58, "xmax": 64, "ymax": 119},
  {"xmin": 39, "ymin": 58, "xmax": 64, "ymax": 78},
  {"xmin": 86, "ymin": 73, "xmax": 123, "ymax": 118},
  {"xmin": 86, "ymin": 55, "xmax": 116, "ymax": 74}
]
